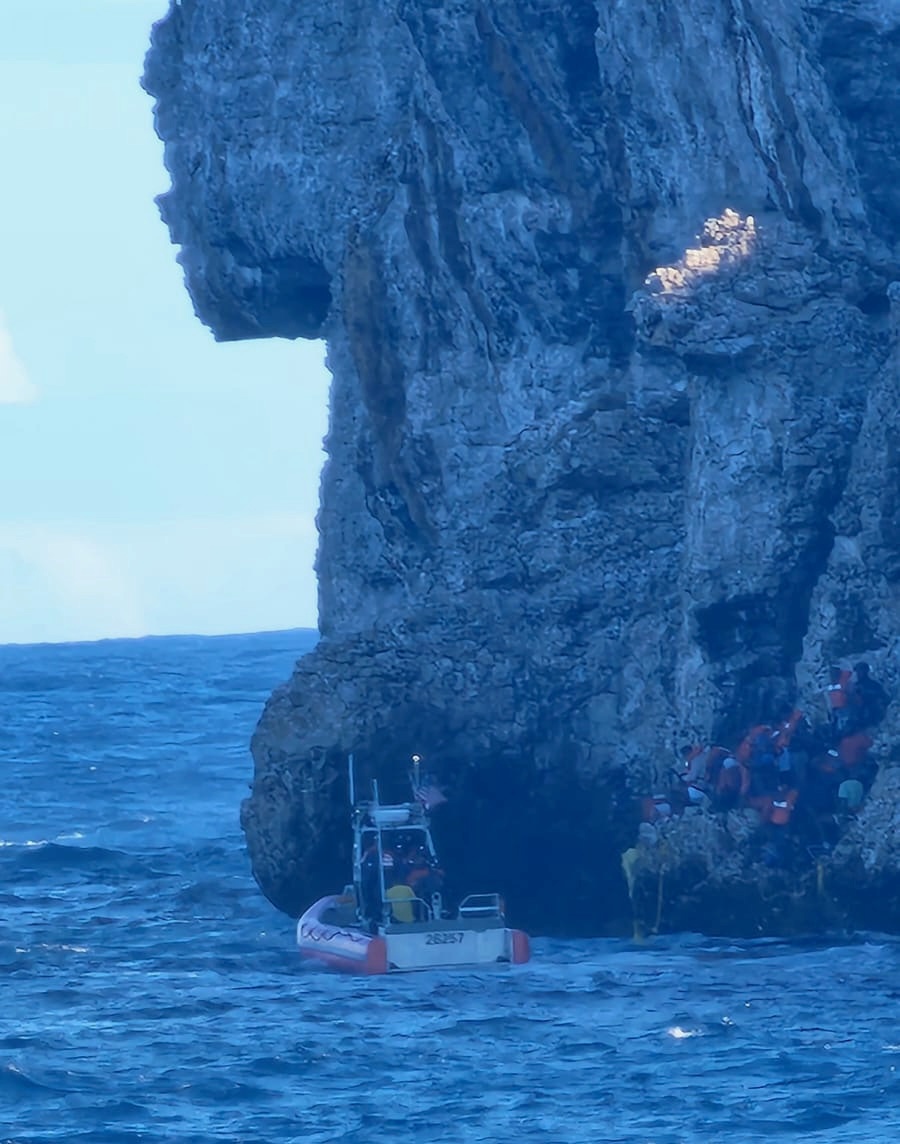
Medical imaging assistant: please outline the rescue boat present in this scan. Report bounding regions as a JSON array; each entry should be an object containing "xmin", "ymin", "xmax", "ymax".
[{"xmin": 296, "ymin": 757, "xmax": 531, "ymax": 974}]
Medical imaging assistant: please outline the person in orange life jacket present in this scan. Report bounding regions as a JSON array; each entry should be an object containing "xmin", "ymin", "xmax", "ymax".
[
  {"xmin": 679, "ymin": 744, "xmax": 708, "ymax": 786},
  {"xmin": 679, "ymin": 743, "xmax": 740, "ymax": 809},
  {"xmin": 832, "ymin": 727, "xmax": 878, "ymax": 791},
  {"xmin": 754, "ymin": 786, "xmax": 800, "ymax": 868},
  {"xmin": 712, "ymin": 753, "xmax": 745, "ymax": 810},
  {"xmin": 360, "ymin": 834, "xmax": 384, "ymax": 916},
  {"xmin": 746, "ymin": 790, "xmax": 776, "ymax": 822},
  {"xmin": 772, "ymin": 709, "xmax": 803, "ymax": 751},
  {"xmin": 685, "ymin": 744, "xmax": 732, "ymax": 786},
  {"xmin": 737, "ymin": 725, "xmax": 776, "ymax": 768},
  {"xmin": 848, "ymin": 662, "xmax": 889, "ymax": 732},
  {"xmin": 738, "ymin": 724, "xmax": 778, "ymax": 796},
  {"xmin": 789, "ymin": 711, "xmax": 826, "ymax": 790},
  {"xmin": 836, "ymin": 731, "xmax": 874, "ymax": 771},
  {"xmin": 771, "ymin": 707, "xmax": 804, "ymax": 785},
  {"xmin": 405, "ymin": 845, "xmax": 444, "ymax": 902},
  {"xmin": 770, "ymin": 787, "xmax": 799, "ymax": 827},
  {"xmin": 379, "ymin": 844, "xmax": 400, "ymax": 889},
  {"xmin": 825, "ymin": 665, "xmax": 852, "ymax": 734},
  {"xmin": 805, "ymin": 747, "xmax": 842, "ymax": 813},
  {"xmin": 676, "ymin": 745, "xmax": 718, "ymax": 808},
  {"xmin": 735, "ymin": 725, "xmax": 769, "ymax": 765}
]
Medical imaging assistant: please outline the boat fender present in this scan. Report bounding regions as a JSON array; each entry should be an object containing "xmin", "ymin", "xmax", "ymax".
[
  {"xmin": 364, "ymin": 936, "xmax": 388, "ymax": 975},
  {"xmin": 511, "ymin": 929, "xmax": 530, "ymax": 965}
]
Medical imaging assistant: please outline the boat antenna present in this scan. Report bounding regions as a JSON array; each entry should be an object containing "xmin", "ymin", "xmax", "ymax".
[
  {"xmin": 411, "ymin": 753, "xmax": 421, "ymax": 795},
  {"xmin": 348, "ymin": 753, "xmax": 356, "ymax": 807}
]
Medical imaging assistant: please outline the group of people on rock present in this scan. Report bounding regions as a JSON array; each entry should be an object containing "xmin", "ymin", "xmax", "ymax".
[{"xmin": 641, "ymin": 662, "xmax": 890, "ymax": 861}]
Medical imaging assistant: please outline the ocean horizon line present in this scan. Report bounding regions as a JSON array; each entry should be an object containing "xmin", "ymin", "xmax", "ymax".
[{"xmin": 0, "ymin": 625, "xmax": 319, "ymax": 652}]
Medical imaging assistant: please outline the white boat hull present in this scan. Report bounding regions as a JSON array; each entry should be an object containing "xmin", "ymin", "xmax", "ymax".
[{"xmin": 297, "ymin": 895, "xmax": 530, "ymax": 975}]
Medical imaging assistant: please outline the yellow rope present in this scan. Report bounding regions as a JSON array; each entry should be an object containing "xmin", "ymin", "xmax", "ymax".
[
  {"xmin": 620, "ymin": 848, "xmax": 639, "ymax": 899},
  {"xmin": 621, "ymin": 847, "xmax": 643, "ymax": 941}
]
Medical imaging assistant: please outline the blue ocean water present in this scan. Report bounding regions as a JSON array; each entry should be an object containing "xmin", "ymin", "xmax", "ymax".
[{"xmin": 4, "ymin": 630, "xmax": 900, "ymax": 1144}]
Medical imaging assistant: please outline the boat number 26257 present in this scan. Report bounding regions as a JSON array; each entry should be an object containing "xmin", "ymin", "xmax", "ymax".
[{"xmin": 425, "ymin": 931, "xmax": 465, "ymax": 945}]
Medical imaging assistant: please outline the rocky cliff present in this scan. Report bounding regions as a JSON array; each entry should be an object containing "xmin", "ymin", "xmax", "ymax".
[{"xmin": 144, "ymin": 0, "xmax": 900, "ymax": 935}]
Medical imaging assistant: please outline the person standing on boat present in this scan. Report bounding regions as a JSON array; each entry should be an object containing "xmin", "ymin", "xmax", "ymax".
[
  {"xmin": 405, "ymin": 843, "xmax": 444, "ymax": 902},
  {"xmin": 360, "ymin": 833, "xmax": 383, "ymax": 918}
]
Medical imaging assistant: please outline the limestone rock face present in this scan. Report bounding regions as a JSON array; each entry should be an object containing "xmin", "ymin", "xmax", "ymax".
[{"xmin": 144, "ymin": 0, "xmax": 900, "ymax": 933}]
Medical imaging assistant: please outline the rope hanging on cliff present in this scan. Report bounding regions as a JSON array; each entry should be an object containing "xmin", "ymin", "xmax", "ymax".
[
  {"xmin": 650, "ymin": 839, "xmax": 674, "ymax": 936},
  {"xmin": 621, "ymin": 847, "xmax": 645, "ymax": 941},
  {"xmin": 652, "ymin": 865, "xmax": 665, "ymax": 935},
  {"xmin": 620, "ymin": 847, "xmax": 639, "ymax": 900}
]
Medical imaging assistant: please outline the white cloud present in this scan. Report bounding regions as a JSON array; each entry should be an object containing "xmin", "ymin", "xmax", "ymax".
[
  {"xmin": 0, "ymin": 316, "xmax": 37, "ymax": 405},
  {"xmin": 0, "ymin": 512, "xmax": 319, "ymax": 645},
  {"xmin": 0, "ymin": 524, "xmax": 146, "ymax": 644}
]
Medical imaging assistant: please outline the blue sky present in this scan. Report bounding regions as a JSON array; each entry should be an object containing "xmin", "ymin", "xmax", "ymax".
[{"xmin": 0, "ymin": 0, "xmax": 329, "ymax": 644}]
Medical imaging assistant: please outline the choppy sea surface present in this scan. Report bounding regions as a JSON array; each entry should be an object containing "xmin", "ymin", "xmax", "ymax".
[{"xmin": 4, "ymin": 630, "xmax": 900, "ymax": 1143}]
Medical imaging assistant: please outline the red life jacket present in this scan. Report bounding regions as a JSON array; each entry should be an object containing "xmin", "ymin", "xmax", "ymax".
[
  {"xmin": 640, "ymin": 794, "xmax": 673, "ymax": 823},
  {"xmin": 770, "ymin": 789, "xmax": 798, "ymax": 826},
  {"xmin": 746, "ymin": 794, "xmax": 775, "ymax": 822},
  {"xmin": 837, "ymin": 733, "xmax": 873, "ymax": 767},
  {"xmin": 715, "ymin": 756, "xmax": 742, "ymax": 795},
  {"xmin": 736, "ymin": 725, "xmax": 772, "ymax": 764},
  {"xmin": 741, "ymin": 723, "xmax": 773, "ymax": 768},
  {"xmin": 826, "ymin": 670, "xmax": 852, "ymax": 709},
  {"xmin": 680, "ymin": 744, "xmax": 707, "ymax": 783},
  {"xmin": 773, "ymin": 709, "xmax": 803, "ymax": 751},
  {"xmin": 814, "ymin": 750, "xmax": 840, "ymax": 775},
  {"xmin": 702, "ymin": 746, "xmax": 730, "ymax": 782}
]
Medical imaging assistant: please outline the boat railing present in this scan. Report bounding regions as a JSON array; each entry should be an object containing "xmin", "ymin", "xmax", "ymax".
[
  {"xmin": 356, "ymin": 801, "xmax": 428, "ymax": 828},
  {"xmin": 384, "ymin": 893, "xmax": 433, "ymax": 924},
  {"xmin": 458, "ymin": 893, "xmax": 504, "ymax": 919}
]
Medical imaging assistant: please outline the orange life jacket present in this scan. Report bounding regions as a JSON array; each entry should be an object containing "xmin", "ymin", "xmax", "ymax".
[
  {"xmin": 680, "ymin": 744, "xmax": 707, "ymax": 783},
  {"xmin": 812, "ymin": 749, "xmax": 841, "ymax": 776},
  {"xmin": 736, "ymin": 725, "xmax": 772, "ymax": 764},
  {"xmin": 836, "ymin": 733, "xmax": 873, "ymax": 767},
  {"xmin": 770, "ymin": 789, "xmax": 799, "ymax": 826},
  {"xmin": 639, "ymin": 796, "xmax": 653, "ymax": 822},
  {"xmin": 826, "ymin": 670, "xmax": 852, "ymax": 709},
  {"xmin": 773, "ymin": 709, "xmax": 803, "ymax": 751},
  {"xmin": 746, "ymin": 794, "xmax": 775, "ymax": 822},
  {"xmin": 701, "ymin": 746, "xmax": 730, "ymax": 780},
  {"xmin": 715, "ymin": 756, "xmax": 743, "ymax": 795},
  {"xmin": 640, "ymin": 794, "xmax": 673, "ymax": 823}
]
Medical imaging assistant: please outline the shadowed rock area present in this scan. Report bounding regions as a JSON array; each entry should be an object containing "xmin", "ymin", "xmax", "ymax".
[{"xmin": 144, "ymin": 0, "xmax": 900, "ymax": 936}]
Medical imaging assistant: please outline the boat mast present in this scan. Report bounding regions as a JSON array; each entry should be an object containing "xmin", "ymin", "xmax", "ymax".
[
  {"xmin": 373, "ymin": 779, "xmax": 388, "ymax": 920},
  {"xmin": 348, "ymin": 754, "xmax": 364, "ymax": 915},
  {"xmin": 411, "ymin": 753, "xmax": 421, "ymax": 795}
]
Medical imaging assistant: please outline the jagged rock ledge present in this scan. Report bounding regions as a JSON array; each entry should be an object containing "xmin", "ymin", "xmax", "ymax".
[{"xmin": 144, "ymin": 0, "xmax": 900, "ymax": 935}]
